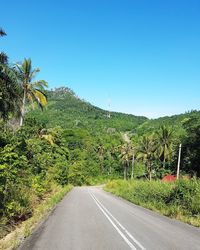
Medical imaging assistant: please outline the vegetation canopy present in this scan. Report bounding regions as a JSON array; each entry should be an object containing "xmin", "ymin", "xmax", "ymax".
[{"xmin": 1, "ymin": 27, "xmax": 200, "ymax": 239}]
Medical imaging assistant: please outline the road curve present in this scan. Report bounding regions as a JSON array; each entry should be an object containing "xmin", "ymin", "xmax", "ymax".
[{"xmin": 18, "ymin": 187, "xmax": 200, "ymax": 250}]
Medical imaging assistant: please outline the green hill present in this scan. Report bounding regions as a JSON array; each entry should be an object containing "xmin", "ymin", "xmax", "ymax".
[
  {"xmin": 27, "ymin": 87, "xmax": 148, "ymax": 133},
  {"xmin": 136, "ymin": 110, "xmax": 200, "ymax": 136},
  {"xmin": 27, "ymin": 87, "xmax": 200, "ymax": 136}
]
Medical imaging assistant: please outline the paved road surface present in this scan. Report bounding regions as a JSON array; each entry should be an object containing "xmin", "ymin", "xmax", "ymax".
[{"xmin": 19, "ymin": 187, "xmax": 200, "ymax": 250}]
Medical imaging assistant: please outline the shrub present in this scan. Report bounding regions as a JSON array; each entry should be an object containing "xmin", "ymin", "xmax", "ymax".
[{"xmin": 104, "ymin": 179, "xmax": 200, "ymax": 226}]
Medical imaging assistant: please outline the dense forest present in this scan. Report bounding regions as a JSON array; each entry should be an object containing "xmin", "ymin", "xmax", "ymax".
[
  {"xmin": 27, "ymin": 86, "xmax": 200, "ymax": 180},
  {"xmin": 1, "ymin": 28, "xmax": 200, "ymax": 238}
]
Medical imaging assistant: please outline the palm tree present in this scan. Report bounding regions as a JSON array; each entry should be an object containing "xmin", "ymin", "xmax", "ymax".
[
  {"xmin": 14, "ymin": 58, "xmax": 48, "ymax": 126},
  {"xmin": 130, "ymin": 135, "xmax": 140, "ymax": 180},
  {"xmin": 0, "ymin": 28, "xmax": 8, "ymax": 64},
  {"xmin": 0, "ymin": 28, "xmax": 21, "ymax": 121},
  {"xmin": 156, "ymin": 125, "xmax": 175, "ymax": 168},
  {"xmin": 130, "ymin": 147, "xmax": 135, "ymax": 180},
  {"xmin": 108, "ymin": 144, "xmax": 117, "ymax": 175},
  {"xmin": 137, "ymin": 135, "xmax": 157, "ymax": 180},
  {"xmin": 121, "ymin": 132, "xmax": 137, "ymax": 179},
  {"xmin": 119, "ymin": 142, "xmax": 133, "ymax": 180},
  {"xmin": 97, "ymin": 144, "xmax": 105, "ymax": 172}
]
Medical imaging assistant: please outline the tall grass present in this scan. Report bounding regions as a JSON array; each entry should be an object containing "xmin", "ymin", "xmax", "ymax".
[
  {"xmin": 104, "ymin": 179, "xmax": 200, "ymax": 227},
  {"xmin": 0, "ymin": 184, "xmax": 73, "ymax": 250}
]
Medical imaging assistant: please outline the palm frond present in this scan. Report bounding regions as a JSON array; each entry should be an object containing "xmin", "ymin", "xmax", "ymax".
[
  {"xmin": 22, "ymin": 58, "xmax": 32, "ymax": 76},
  {"xmin": 13, "ymin": 58, "xmax": 48, "ymax": 125},
  {"xmin": 30, "ymin": 68, "xmax": 40, "ymax": 79},
  {"xmin": 26, "ymin": 91, "xmax": 36, "ymax": 109},
  {"xmin": 0, "ymin": 64, "xmax": 22, "ymax": 120},
  {"xmin": 0, "ymin": 28, "xmax": 6, "ymax": 36},
  {"xmin": 0, "ymin": 52, "xmax": 8, "ymax": 64},
  {"xmin": 32, "ymin": 80, "xmax": 48, "ymax": 90},
  {"xmin": 0, "ymin": 63, "xmax": 20, "ymax": 90},
  {"xmin": 33, "ymin": 89, "xmax": 48, "ymax": 107},
  {"xmin": 14, "ymin": 63, "xmax": 24, "ymax": 76}
]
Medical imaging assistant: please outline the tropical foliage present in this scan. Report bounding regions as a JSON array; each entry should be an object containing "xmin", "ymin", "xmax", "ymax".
[
  {"xmin": 0, "ymin": 29, "xmax": 21, "ymax": 121},
  {"xmin": 105, "ymin": 179, "xmax": 200, "ymax": 227},
  {"xmin": 1, "ymin": 26, "xmax": 200, "ymax": 238},
  {"xmin": 14, "ymin": 58, "xmax": 48, "ymax": 126}
]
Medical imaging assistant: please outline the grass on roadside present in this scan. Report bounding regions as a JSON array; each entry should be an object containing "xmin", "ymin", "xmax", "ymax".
[
  {"xmin": 0, "ymin": 184, "xmax": 73, "ymax": 250},
  {"xmin": 104, "ymin": 179, "xmax": 200, "ymax": 227}
]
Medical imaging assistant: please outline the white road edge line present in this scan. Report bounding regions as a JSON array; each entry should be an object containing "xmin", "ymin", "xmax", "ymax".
[
  {"xmin": 89, "ymin": 191, "xmax": 137, "ymax": 250},
  {"xmin": 90, "ymin": 191, "xmax": 146, "ymax": 250}
]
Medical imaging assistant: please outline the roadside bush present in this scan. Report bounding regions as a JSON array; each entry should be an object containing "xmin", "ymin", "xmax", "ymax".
[
  {"xmin": 0, "ymin": 144, "xmax": 32, "ymax": 220},
  {"xmin": 105, "ymin": 180, "xmax": 172, "ymax": 207},
  {"xmin": 166, "ymin": 179, "xmax": 200, "ymax": 215},
  {"xmin": 68, "ymin": 162, "xmax": 88, "ymax": 186},
  {"xmin": 104, "ymin": 179, "xmax": 200, "ymax": 226}
]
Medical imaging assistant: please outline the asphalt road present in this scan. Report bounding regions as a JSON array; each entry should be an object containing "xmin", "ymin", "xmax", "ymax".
[{"xmin": 19, "ymin": 187, "xmax": 200, "ymax": 250}]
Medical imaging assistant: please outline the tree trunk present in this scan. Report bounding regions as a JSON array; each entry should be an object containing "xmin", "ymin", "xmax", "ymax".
[
  {"xmin": 124, "ymin": 165, "xmax": 127, "ymax": 180},
  {"xmin": 20, "ymin": 90, "xmax": 26, "ymax": 126},
  {"xmin": 109, "ymin": 164, "xmax": 112, "ymax": 175},
  {"xmin": 131, "ymin": 154, "xmax": 135, "ymax": 180},
  {"xmin": 126, "ymin": 161, "xmax": 130, "ymax": 180},
  {"xmin": 147, "ymin": 161, "xmax": 152, "ymax": 181},
  {"xmin": 149, "ymin": 170, "xmax": 152, "ymax": 181},
  {"xmin": 163, "ymin": 157, "xmax": 166, "ymax": 168}
]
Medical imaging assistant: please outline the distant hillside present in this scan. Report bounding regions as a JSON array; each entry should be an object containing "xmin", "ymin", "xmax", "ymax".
[
  {"xmin": 136, "ymin": 110, "xmax": 200, "ymax": 136},
  {"xmin": 27, "ymin": 87, "xmax": 148, "ymax": 132},
  {"xmin": 27, "ymin": 87, "xmax": 200, "ymax": 135}
]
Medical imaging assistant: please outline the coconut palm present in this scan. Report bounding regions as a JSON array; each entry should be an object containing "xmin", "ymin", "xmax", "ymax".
[
  {"xmin": 156, "ymin": 125, "xmax": 175, "ymax": 168},
  {"xmin": 108, "ymin": 144, "xmax": 118, "ymax": 175},
  {"xmin": 121, "ymin": 132, "xmax": 137, "ymax": 179},
  {"xmin": 119, "ymin": 142, "xmax": 133, "ymax": 180},
  {"xmin": 137, "ymin": 135, "xmax": 157, "ymax": 180},
  {"xmin": 130, "ymin": 134, "xmax": 140, "ymax": 179},
  {"xmin": 0, "ymin": 69, "xmax": 21, "ymax": 121},
  {"xmin": 14, "ymin": 58, "xmax": 48, "ymax": 126},
  {"xmin": 0, "ymin": 28, "xmax": 21, "ymax": 121},
  {"xmin": 96, "ymin": 144, "xmax": 105, "ymax": 172},
  {"xmin": 0, "ymin": 28, "xmax": 8, "ymax": 64}
]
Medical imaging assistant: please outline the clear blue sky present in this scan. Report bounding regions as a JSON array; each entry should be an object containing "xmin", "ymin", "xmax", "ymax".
[{"xmin": 1, "ymin": 0, "xmax": 200, "ymax": 118}]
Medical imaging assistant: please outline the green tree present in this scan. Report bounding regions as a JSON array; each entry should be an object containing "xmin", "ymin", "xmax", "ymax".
[
  {"xmin": 0, "ymin": 28, "xmax": 7, "ymax": 64},
  {"xmin": 96, "ymin": 144, "xmax": 105, "ymax": 172},
  {"xmin": 0, "ymin": 28, "xmax": 21, "ymax": 122},
  {"xmin": 119, "ymin": 142, "xmax": 133, "ymax": 180},
  {"xmin": 156, "ymin": 125, "xmax": 175, "ymax": 168},
  {"xmin": 14, "ymin": 58, "xmax": 48, "ymax": 126},
  {"xmin": 181, "ymin": 114, "xmax": 200, "ymax": 177},
  {"xmin": 137, "ymin": 135, "xmax": 157, "ymax": 180},
  {"xmin": 130, "ymin": 145, "xmax": 136, "ymax": 180}
]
